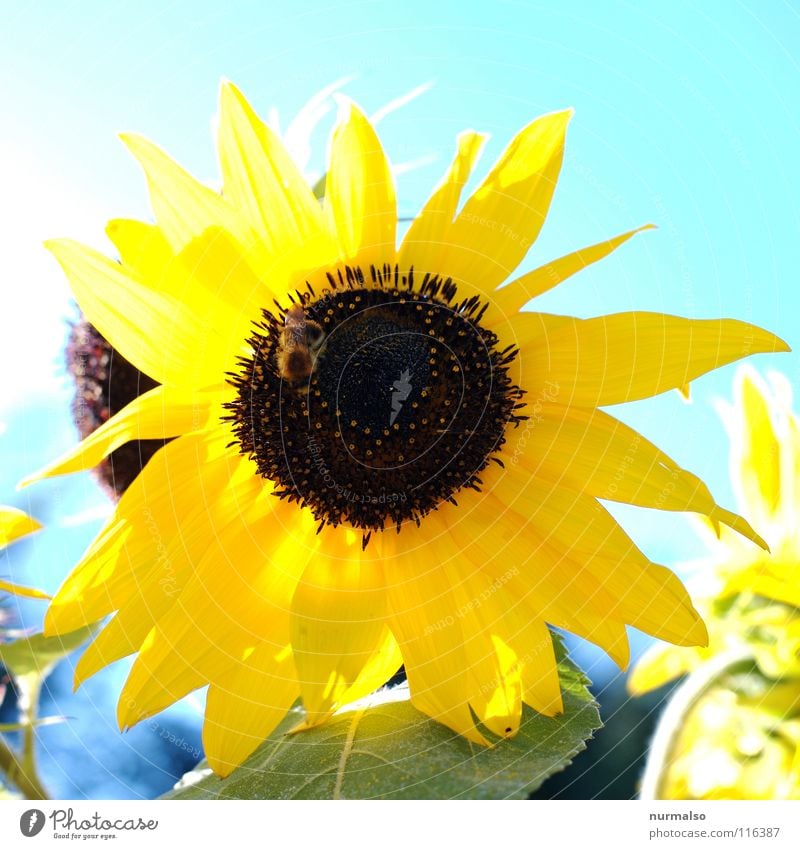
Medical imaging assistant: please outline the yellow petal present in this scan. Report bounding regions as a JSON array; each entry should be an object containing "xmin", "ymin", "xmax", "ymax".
[
  {"xmin": 336, "ymin": 625, "xmax": 403, "ymax": 708},
  {"xmin": 515, "ymin": 403, "xmax": 766, "ymax": 548},
  {"xmin": 45, "ymin": 239, "xmax": 231, "ymax": 387},
  {"xmin": 176, "ymin": 225, "xmax": 323, "ymax": 366},
  {"xmin": 106, "ymin": 218, "xmax": 172, "ymax": 279},
  {"xmin": 481, "ymin": 312, "xmax": 573, "ymax": 387},
  {"xmin": 108, "ymin": 219, "xmax": 280, "ymax": 371},
  {"xmin": 734, "ymin": 368, "xmax": 782, "ymax": 522},
  {"xmin": 722, "ymin": 559, "xmax": 800, "ymax": 610},
  {"xmin": 0, "ymin": 506, "xmax": 42, "ymax": 548},
  {"xmin": 519, "ymin": 312, "xmax": 790, "ymax": 407},
  {"xmin": 71, "ymin": 460, "xmax": 249, "ymax": 685},
  {"xmin": 324, "ymin": 98, "xmax": 396, "ymax": 268},
  {"xmin": 217, "ymin": 82, "xmax": 335, "ymax": 265},
  {"xmin": 118, "ymin": 505, "xmax": 316, "ymax": 726},
  {"xmin": 449, "ymin": 565, "xmax": 565, "ymax": 720},
  {"xmin": 470, "ymin": 463, "xmax": 707, "ymax": 658},
  {"xmin": 627, "ymin": 642, "xmax": 699, "ymax": 695},
  {"xmin": 433, "ymin": 109, "xmax": 572, "ymax": 292},
  {"xmin": 505, "ymin": 620, "xmax": 563, "ymax": 718},
  {"xmin": 787, "ymin": 407, "xmax": 800, "ymax": 515},
  {"xmin": 582, "ymin": 557, "xmax": 707, "ymax": 648},
  {"xmin": 108, "ymin": 217, "xmax": 267, "ymax": 307},
  {"xmin": 117, "ymin": 625, "xmax": 208, "ymax": 729},
  {"xmin": 438, "ymin": 558, "xmax": 524, "ymax": 736},
  {"xmin": 204, "ymin": 642, "xmax": 299, "ymax": 777},
  {"xmin": 119, "ymin": 132, "xmax": 252, "ymax": 255},
  {"xmin": 433, "ymin": 529, "xmax": 564, "ymax": 717},
  {"xmin": 494, "ymin": 224, "xmax": 655, "ymax": 314},
  {"xmin": 398, "ymin": 130, "xmax": 488, "ymax": 276},
  {"xmin": 383, "ymin": 534, "xmax": 488, "ymax": 745},
  {"xmin": 443, "ymin": 557, "xmax": 563, "ymax": 718},
  {"xmin": 75, "ymin": 608, "xmax": 155, "ymax": 688},
  {"xmin": 0, "ymin": 578, "xmax": 49, "ymax": 600},
  {"xmin": 489, "ymin": 462, "xmax": 649, "ymax": 569},
  {"xmin": 44, "ymin": 429, "xmax": 243, "ymax": 635},
  {"xmin": 450, "ymin": 503, "xmax": 631, "ymax": 668},
  {"xmin": 20, "ymin": 384, "xmax": 224, "ymax": 487},
  {"xmin": 290, "ymin": 542, "xmax": 391, "ymax": 723}
]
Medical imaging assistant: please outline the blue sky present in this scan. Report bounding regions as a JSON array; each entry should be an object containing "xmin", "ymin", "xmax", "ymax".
[
  {"xmin": 4, "ymin": 0, "xmax": 798, "ymax": 587},
  {"xmin": 1, "ymin": 0, "xmax": 799, "ymax": 797}
]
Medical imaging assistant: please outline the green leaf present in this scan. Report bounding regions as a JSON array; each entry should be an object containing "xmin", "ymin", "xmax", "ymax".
[
  {"xmin": 311, "ymin": 173, "xmax": 326, "ymax": 200},
  {"xmin": 165, "ymin": 636, "xmax": 600, "ymax": 800},
  {"xmin": 0, "ymin": 716, "xmax": 70, "ymax": 733},
  {"xmin": 0, "ymin": 625, "xmax": 94, "ymax": 679}
]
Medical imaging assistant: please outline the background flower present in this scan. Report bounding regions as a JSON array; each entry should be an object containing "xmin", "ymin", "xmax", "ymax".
[{"xmin": 631, "ymin": 367, "xmax": 800, "ymax": 799}]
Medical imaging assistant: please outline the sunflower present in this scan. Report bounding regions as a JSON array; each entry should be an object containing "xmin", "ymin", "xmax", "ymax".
[
  {"xmin": 630, "ymin": 367, "xmax": 800, "ymax": 800},
  {"xmin": 25, "ymin": 83, "xmax": 787, "ymax": 777},
  {"xmin": 65, "ymin": 315, "xmax": 164, "ymax": 499},
  {"xmin": 651, "ymin": 678, "xmax": 800, "ymax": 800}
]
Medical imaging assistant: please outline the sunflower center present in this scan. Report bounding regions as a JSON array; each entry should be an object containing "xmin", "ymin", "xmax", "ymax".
[{"xmin": 226, "ymin": 265, "xmax": 525, "ymax": 543}]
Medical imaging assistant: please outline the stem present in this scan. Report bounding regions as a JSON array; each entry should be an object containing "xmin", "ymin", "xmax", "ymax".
[
  {"xmin": 0, "ymin": 671, "xmax": 50, "ymax": 800},
  {"xmin": 0, "ymin": 734, "xmax": 49, "ymax": 800},
  {"xmin": 639, "ymin": 647, "xmax": 754, "ymax": 800}
]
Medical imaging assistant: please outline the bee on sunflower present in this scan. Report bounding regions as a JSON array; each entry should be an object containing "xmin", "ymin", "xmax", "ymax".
[{"xmin": 24, "ymin": 83, "xmax": 788, "ymax": 776}]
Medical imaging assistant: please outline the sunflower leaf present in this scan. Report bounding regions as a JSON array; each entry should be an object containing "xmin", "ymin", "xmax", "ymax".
[
  {"xmin": 0, "ymin": 625, "xmax": 95, "ymax": 679},
  {"xmin": 311, "ymin": 173, "xmax": 326, "ymax": 200},
  {"xmin": 0, "ymin": 716, "xmax": 71, "ymax": 733},
  {"xmin": 165, "ymin": 636, "xmax": 600, "ymax": 799}
]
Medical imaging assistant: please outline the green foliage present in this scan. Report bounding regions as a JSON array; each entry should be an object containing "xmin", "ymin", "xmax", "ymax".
[
  {"xmin": 167, "ymin": 638, "xmax": 600, "ymax": 800},
  {"xmin": 0, "ymin": 625, "xmax": 94, "ymax": 799},
  {"xmin": 0, "ymin": 717, "xmax": 68, "ymax": 732},
  {"xmin": 0, "ymin": 625, "xmax": 94, "ymax": 678},
  {"xmin": 311, "ymin": 174, "xmax": 326, "ymax": 200}
]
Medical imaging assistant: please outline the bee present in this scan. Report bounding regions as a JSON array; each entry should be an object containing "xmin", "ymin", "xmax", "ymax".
[{"xmin": 275, "ymin": 303, "xmax": 324, "ymax": 383}]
